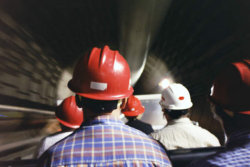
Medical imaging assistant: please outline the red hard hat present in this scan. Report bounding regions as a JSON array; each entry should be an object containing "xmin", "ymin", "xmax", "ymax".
[
  {"xmin": 56, "ymin": 96, "xmax": 83, "ymax": 128},
  {"xmin": 68, "ymin": 45, "xmax": 134, "ymax": 100},
  {"xmin": 122, "ymin": 95, "xmax": 145, "ymax": 117},
  {"xmin": 210, "ymin": 59, "xmax": 250, "ymax": 115}
]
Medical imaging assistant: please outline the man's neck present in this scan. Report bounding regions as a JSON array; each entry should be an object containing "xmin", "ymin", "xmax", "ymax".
[
  {"xmin": 84, "ymin": 108, "xmax": 121, "ymax": 122},
  {"xmin": 110, "ymin": 108, "xmax": 121, "ymax": 118}
]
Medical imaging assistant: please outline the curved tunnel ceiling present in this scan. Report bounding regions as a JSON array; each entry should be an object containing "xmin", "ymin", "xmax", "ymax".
[
  {"xmin": 0, "ymin": 0, "xmax": 249, "ymax": 107},
  {"xmin": 134, "ymin": 0, "xmax": 250, "ymax": 96}
]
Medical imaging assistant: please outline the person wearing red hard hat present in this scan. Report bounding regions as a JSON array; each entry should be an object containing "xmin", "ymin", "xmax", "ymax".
[
  {"xmin": 122, "ymin": 95, "xmax": 154, "ymax": 134},
  {"xmin": 151, "ymin": 83, "xmax": 220, "ymax": 150},
  {"xmin": 55, "ymin": 96, "xmax": 84, "ymax": 129},
  {"xmin": 188, "ymin": 60, "xmax": 250, "ymax": 167},
  {"xmin": 35, "ymin": 96, "xmax": 83, "ymax": 158},
  {"xmin": 39, "ymin": 46, "xmax": 171, "ymax": 167}
]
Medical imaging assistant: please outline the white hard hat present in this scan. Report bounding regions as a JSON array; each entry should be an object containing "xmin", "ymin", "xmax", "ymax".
[{"xmin": 160, "ymin": 83, "xmax": 193, "ymax": 110}]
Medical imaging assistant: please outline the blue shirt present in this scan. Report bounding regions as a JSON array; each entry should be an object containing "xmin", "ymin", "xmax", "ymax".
[
  {"xmin": 39, "ymin": 115, "xmax": 172, "ymax": 167},
  {"xmin": 188, "ymin": 130, "xmax": 250, "ymax": 167}
]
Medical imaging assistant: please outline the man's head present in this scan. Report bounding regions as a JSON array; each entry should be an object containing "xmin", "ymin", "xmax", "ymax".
[
  {"xmin": 56, "ymin": 96, "xmax": 84, "ymax": 130},
  {"xmin": 209, "ymin": 60, "xmax": 250, "ymax": 133},
  {"xmin": 160, "ymin": 83, "xmax": 193, "ymax": 120},
  {"xmin": 122, "ymin": 95, "xmax": 145, "ymax": 120},
  {"xmin": 68, "ymin": 45, "xmax": 133, "ymax": 118}
]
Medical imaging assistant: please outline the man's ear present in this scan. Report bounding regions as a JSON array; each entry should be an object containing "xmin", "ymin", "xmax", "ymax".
[
  {"xmin": 120, "ymin": 98, "xmax": 128, "ymax": 110},
  {"xmin": 75, "ymin": 95, "xmax": 82, "ymax": 108}
]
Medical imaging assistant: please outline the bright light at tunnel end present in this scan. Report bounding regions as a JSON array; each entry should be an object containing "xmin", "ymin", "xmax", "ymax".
[{"xmin": 158, "ymin": 78, "xmax": 172, "ymax": 89}]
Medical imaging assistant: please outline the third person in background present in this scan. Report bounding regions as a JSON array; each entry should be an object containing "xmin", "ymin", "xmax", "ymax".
[
  {"xmin": 35, "ymin": 96, "xmax": 83, "ymax": 158},
  {"xmin": 150, "ymin": 83, "xmax": 220, "ymax": 150},
  {"xmin": 122, "ymin": 95, "xmax": 154, "ymax": 135}
]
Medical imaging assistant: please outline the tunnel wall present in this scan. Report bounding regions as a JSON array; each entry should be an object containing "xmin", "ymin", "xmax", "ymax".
[
  {"xmin": 0, "ymin": 10, "xmax": 62, "ymax": 160},
  {"xmin": 0, "ymin": 11, "xmax": 62, "ymax": 107}
]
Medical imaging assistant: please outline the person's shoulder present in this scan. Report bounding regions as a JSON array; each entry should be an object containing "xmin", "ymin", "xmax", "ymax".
[
  {"xmin": 194, "ymin": 125, "xmax": 219, "ymax": 138},
  {"xmin": 150, "ymin": 127, "xmax": 166, "ymax": 139},
  {"xmin": 187, "ymin": 148, "xmax": 228, "ymax": 167},
  {"xmin": 122, "ymin": 124, "xmax": 168, "ymax": 151},
  {"xmin": 124, "ymin": 123, "xmax": 149, "ymax": 136},
  {"xmin": 187, "ymin": 158, "xmax": 214, "ymax": 167},
  {"xmin": 138, "ymin": 120, "xmax": 153, "ymax": 128},
  {"xmin": 189, "ymin": 146, "xmax": 250, "ymax": 167},
  {"xmin": 44, "ymin": 131, "xmax": 75, "ymax": 152},
  {"xmin": 152, "ymin": 125, "xmax": 175, "ymax": 135},
  {"xmin": 125, "ymin": 125, "xmax": 158, "ymax": 142}
]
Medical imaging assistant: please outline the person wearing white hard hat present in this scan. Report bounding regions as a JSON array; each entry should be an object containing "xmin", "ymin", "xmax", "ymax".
[{"xmin": 150, "ymin": 83, "xmax": 220, "ymax": 150}]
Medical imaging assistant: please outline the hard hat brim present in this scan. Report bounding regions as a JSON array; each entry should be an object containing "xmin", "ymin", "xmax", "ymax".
[
  {"xmin": 70, "ymin": 82, "xmax": 134, "ymax": 100},
  {"xmin": 122, "ymin": 109, "xmax": 145, "ymax": 117},
  {"xmin": 56, "ymin": 117, "xmax": 81, "ymax": 129}
]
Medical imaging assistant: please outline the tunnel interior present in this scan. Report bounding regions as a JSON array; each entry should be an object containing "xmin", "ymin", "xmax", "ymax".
[{"xmin": 0, "ymin": 0, "xmax": 249, "ymax": 160}]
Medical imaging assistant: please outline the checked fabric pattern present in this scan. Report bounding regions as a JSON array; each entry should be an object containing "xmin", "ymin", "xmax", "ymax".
[{"xmin": 40, "ymin": 115, "xmax": 172, "ymax": 167}]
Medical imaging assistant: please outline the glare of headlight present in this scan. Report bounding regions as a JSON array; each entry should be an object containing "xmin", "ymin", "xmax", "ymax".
[
  {"xmin": 159, "ymin": 78, "xmax": 171, "ymax": 89},
  {"xmin": 210, "ymin": 85, "xmax": 214, "ymax": 96}
]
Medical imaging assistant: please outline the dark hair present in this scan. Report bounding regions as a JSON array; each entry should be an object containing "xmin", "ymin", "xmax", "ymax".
[
  {"xmin": 126, "ymin": 116, "xmax": 137, "ymax": 122},
  {"xmin": 76, "ymin": 95, "xmax": 118, "ymax": 113},
  {"xmin": 163, "ymin": 109, "xmax": 188, "ymax": 119}
]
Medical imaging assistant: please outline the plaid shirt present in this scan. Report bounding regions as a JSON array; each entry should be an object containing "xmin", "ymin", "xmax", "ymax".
[
  {"xmin": 39, "ymin": 115, "xmax": 172, "ymax": 167},
  {"xmin": 188, "ymin": 130, "xmax": 250, "ymax": 167}
]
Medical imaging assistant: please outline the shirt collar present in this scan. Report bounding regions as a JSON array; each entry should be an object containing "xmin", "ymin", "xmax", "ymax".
[
  {"xmin": 168, "ymin": 117, "xmax": 192, "ymax": 125},
  {"xmin": 81, "ymin": 115, "xmax": 124, "ymax": 127}
]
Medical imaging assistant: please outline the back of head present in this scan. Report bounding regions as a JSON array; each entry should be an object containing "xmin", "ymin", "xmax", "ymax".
[
  {"xmin": 160, "ymin": 83, "xmax": 193, "ymax": 110},
  {"xmin": 210, "ymin": 59, "xmax": 250, "ymax": 115},
  {"xmin": 56, "ymin": 96, "xmax": 84, "ymax": 129},
  {"xmin": 122, "ymin": 95, "xmax": 145, "ymax": 117}
]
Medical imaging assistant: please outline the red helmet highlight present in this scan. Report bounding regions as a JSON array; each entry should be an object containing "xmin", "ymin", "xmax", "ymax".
[{"xmin": 122, "ymin": 95, "xmax": 145, "ymax": 117}]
